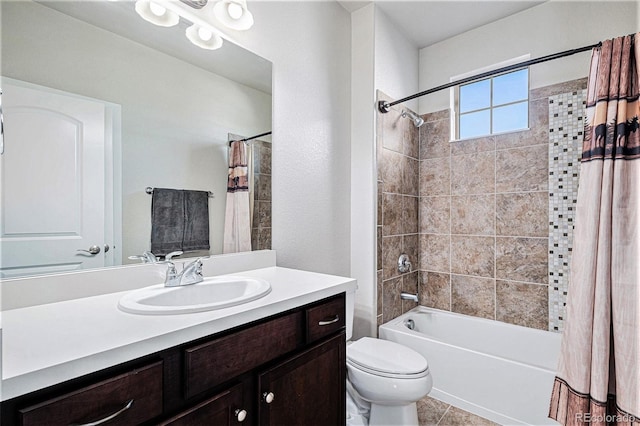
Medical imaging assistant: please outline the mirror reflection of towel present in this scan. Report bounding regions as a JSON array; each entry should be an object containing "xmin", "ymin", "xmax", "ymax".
[{"xmin": 150, "ymin": 188, "xmax": 210, "ymax": 256}]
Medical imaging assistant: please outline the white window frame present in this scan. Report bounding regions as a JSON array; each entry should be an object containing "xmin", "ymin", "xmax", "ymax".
[{"xmin": 450, "ymin": 55, "xmax": 531, "ymax": 141}]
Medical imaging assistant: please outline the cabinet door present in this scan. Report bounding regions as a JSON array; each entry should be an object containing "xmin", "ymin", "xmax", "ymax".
[
  {"xmin": 258, "ymin": 332, "xmax": 345, "ymax": 426},
  {"xmin": 159, "ymin": 383, "xmax": 247, "ymax": 426}
]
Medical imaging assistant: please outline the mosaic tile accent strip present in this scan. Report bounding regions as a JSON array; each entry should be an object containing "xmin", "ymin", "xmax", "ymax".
[{"xmin": 548, "ymin": 89, "xmax": 586, "ymax": 332}]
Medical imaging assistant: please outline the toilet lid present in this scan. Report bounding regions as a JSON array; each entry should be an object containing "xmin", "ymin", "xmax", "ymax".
[{"xmin": 347, "ymin": 337, "xmax": 429, "ymax": 377}]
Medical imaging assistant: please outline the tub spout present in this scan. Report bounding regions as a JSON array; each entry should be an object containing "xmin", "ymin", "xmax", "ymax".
[{"xmin": 400, "ymin": 292, "xmax": 419, "ymax": 302}]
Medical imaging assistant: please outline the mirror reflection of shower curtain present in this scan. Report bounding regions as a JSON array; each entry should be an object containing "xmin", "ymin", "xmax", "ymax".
[{"xmin": 223, "ymin": 140, "xmax": 251, "ymax": 253}]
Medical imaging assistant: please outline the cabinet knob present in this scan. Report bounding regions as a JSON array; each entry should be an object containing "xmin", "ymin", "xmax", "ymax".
[
  {"xmin": 263, "ymin": 391, "xmax": 275, "ymax": 404},
  {"xmin": 235, "ymin": 409, "xmax": 247, "ymax": 422}
]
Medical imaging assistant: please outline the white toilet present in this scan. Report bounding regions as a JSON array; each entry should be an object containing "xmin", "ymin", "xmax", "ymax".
[{"xmin": 344, "ymin": 293, "xmax": 433, "ymax": 425}]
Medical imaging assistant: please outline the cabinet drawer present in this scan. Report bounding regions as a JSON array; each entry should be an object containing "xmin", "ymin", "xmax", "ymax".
[
  {"xmin": 184, "ymin": 311, "xmax": 303, "ymax": 399},
  {"xmin": 160, "ymin": 383, "xmax": 245, "ymax": 425},
  {"xmin": 19, "ymin": 361, "xmax": 163, "ymax": 426},
  {"xmin": 306, "ymin": 294, "xmax": 345, "ymax": 343}
]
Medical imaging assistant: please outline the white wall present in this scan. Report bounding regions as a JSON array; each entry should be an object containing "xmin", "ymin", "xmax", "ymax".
[
  {"xmin": 374, "ymin": 8, "xmax": 419, "ymax": 112},
  {"xmin": 350, "ymin": 4, "xmax": 377, "ymax": 339},
  {"xmin": 230, "ymin": 1, "xmax": 352, "ymax": 276},
  {"xmin": 349, "ymin": 5, "xmax": 420, "ymax": 338},
  {"xmin": 419, "ymin": 1, "xmax": 639, "ymax": 114},
  {"xmin": 2, "ymin": 1, "xmax": 272, "ymax": 260}
]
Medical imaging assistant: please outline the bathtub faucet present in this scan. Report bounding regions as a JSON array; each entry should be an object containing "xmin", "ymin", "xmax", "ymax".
[{"xmin": 400, "ymin": 292, "xmax": 419, "ymax": 302}]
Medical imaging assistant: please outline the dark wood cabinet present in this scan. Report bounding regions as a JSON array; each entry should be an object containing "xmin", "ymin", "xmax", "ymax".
[
  {"xmin": 258, "ymin": 333, "xmax": 346, "ymax": 426},
  {"xmin": 1, "ymin": 293, "xmax": 346, "ymax": 426},
  {"xmin": 18, "ymin": 361, "xmax": 163, "ymax": 426},
  {"xmin": 159, "ymin": 383, "xmax": 245, "ymax": 426}
]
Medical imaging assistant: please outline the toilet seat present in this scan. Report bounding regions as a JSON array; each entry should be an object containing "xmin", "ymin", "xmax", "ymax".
[{"xmin": 347, "ymin": 337, "xmax": 429, "ymax": 379}]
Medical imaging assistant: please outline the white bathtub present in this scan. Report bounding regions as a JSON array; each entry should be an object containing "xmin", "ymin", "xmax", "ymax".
[{"xmin": 379, "ymin": 307, "xmax": 562, "ymax": 425}]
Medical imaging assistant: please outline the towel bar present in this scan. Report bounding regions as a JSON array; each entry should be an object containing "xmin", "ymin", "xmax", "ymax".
[{"xmin": 145, "ymin": 187, "xmax": 214, "ymax": 198}]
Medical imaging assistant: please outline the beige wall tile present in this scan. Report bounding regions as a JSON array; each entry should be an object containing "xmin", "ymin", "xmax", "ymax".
[
  {"xmin": 404, "ymin": 116, "xmax": 419, "ymax": 159},
  {"xmin": 420, "ymin": 118, "xmax": 450, "ymax": 160},
  {"xmin": 377, "ymin": 270, "xmax": 383, "ymax": 317},
  {"xmin": 529, "ymin": 78, "xmax": 587, "ymax": 100},
  {"xmin": 496, "ymin": 144, "xmax": 549, "ymax": 193},
  {"xmin": 403, "ymin": 156, "xmax": 420, "ymax": 196},
  {"xmin": 419, "ymin": 234, "xmax": 450, "ymax": 273},
  {"xmin": 496, "ymin": 237, "xmax": 549, "ymax": 284},
  {"xmin": 451, "ymin": 151, "xmax": 495, "ymax": 195},
  {"xmin": 403, "ymin": 234, "xmax": 419, "ymax": 273},
  {"xmin": 496, "ymin": 280, "xmax": 549, "ymax": 330},
  {"xmin": 451, "ymin": 195, "xmax": 495, "ymax": 236},
  {"xmin": 420, "ymin": 196, "xmax": 450, "ymax": 234},
  {"xmin": 450, "ymin": 136, "xmax": 495, "ymax": 156},
  {"xmin": 451, "ymin": 235, "xmax": 495, "ymax": 277},
  {"xmin": 451, "ymin": 275, "xmax": 496, "ymax": 320},
  {"xmin": 422, "ymin": 109, "xmax": 450, "ymax": 123},
  {"xmin": 419, "ymin": 271, "xmax": 451, "ymax": 311},
  {"xmin": 403, "ymin": 196, "xmax": 419, "ymax": 235},
  {"xmin": 377, "ymin": 182, "xmax": 382, "ymax": 226},
  {"xmin": 382, "ymin": 193, "xmax": 403, "ymax": 237},
  {"xmin": 382, "ymin": 106, "xmax": 403, "ymax": 153},
  {"xmin": 496, "ymin": 192, "xmax": 548, "ymax": 237},
  {"xmin": 382, "ymin": 235, "xmax": 402, "ymax": 280},
  {"xmin": 420, "ymin": 158, "xmax": 450, "ymax": 197},
  {"xmin": 380, "ymin": 148, "xmax": 403, "ymax": 193},
  {"xmin": 383, "ymin": 276, "xmax": 403, "ymax": 322},
  {"xmin": 377, "ymin": 226, "xmax": 382, "ymax": 270}
]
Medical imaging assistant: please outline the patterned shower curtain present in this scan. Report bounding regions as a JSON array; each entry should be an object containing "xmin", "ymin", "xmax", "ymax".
[
  {"xmin": 223, "ymin": 140, "xmax": 251, "ymax": 253},
  {"xmin": 549, "ymin": 33, "xmax": 640, "ymax": 425}
]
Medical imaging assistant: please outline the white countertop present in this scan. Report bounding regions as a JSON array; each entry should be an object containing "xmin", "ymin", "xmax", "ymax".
[{"xmin": 1, "ymin": 266, "xmax": 356, "ymax": 401}]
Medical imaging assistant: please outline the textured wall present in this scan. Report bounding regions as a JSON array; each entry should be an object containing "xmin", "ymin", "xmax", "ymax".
[{"xmin": 231, "ymin": 1, "xmax": 352, "ymax": 276}]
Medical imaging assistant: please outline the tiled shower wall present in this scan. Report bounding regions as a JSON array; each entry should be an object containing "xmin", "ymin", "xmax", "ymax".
[
  {"xmin": 376, "ymin": 79, "xmax": 586, "ymax": 332},
  {"xmin": 376, "ymin": 92, "xmax": 420, "ymax": 327},
  {"xmin": 251, "ymin": 139, "xmax": 272, "ymax": 251}
]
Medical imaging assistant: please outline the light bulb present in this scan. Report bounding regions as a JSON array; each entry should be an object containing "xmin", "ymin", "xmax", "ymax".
[
  {"xmin": 148, "ymin": 1, "xmax": 166, "ymax": 16},
  {"xmin": 227, "ymin": 2, "xmax": 243, "ymax": 20},
  {"xmin": 197, "ymin": 27, "xmax": 213, "ymax": 41}
]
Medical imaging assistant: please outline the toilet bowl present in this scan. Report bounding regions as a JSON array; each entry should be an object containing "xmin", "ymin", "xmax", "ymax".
[{"xmin": 346, "ymin": 337, "xmax": 432, "ymax": 426}]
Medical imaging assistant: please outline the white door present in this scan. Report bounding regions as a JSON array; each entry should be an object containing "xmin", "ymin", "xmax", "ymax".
[{"xmin": 0, "ymin": 80, "xmax": 107, "ymax": 278}]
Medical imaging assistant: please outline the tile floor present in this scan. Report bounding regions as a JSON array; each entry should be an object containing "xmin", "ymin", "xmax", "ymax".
[{"xmin": 417, "ymin": 396, "xmax": 499, "ymax": 425}]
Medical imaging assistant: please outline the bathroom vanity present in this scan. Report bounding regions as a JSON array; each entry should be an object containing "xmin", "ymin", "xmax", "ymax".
[{"xmin": 0, "ymin": 254, "xmax": 356, "ymax": 425}]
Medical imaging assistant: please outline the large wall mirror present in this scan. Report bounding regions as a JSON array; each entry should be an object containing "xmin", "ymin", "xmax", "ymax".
[{"xmin": 0, "ymin": 0, "xmax": 272, "ymax": 279}]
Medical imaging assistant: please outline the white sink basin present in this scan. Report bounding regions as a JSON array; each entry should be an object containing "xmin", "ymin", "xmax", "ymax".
[{"xmin": 118, "ymin": 276, "xmax": 271, "ymax": 315}]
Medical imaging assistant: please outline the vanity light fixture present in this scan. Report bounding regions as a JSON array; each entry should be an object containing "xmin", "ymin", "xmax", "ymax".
[
  {"xmin": 212, "ymin": 0, "xmax": 254, "ymax": 31},
  {"xmin": 134, "ymin": 0, "xmax": 254, "ymax": 51},
  {"xmin": 185, "ymin": 24, "xmax": 223, "ymax": 50},
  {"xmin": 135, "ymin": 1, "xmax": 179, "ymax": 27}
]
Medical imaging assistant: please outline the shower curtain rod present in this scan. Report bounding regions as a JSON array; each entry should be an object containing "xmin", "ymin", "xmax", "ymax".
[
  {"xmin": 229, "ymin": 131, "xmax": 272, "ymax": 146},
  {"xmin": 378, "ymin": 41, "xmax": 602, "ymax": 113}
]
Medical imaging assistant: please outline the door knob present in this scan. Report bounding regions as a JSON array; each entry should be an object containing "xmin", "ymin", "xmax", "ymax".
[
  {"xmin": 77, "ymin": 245, "xmax": 101, "ymax": 255},
  {"xmin": 262, "ymin": 392, "xmax": 275, "ymax": 404}
]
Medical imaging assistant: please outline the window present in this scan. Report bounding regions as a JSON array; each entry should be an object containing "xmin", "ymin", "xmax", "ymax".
[{"xmin": 456, "ymin": 68, "xmax": 529, "ymax": 140}]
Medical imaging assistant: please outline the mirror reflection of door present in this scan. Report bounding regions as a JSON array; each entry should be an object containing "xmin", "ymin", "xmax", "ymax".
[{"xmin": 0, "ymin": 79, "xmax": 116, "ymax": 278}]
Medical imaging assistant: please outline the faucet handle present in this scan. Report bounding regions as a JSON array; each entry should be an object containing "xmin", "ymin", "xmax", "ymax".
[{"xmin": 165, "ymin": 251, "xmax": 183, "ymax": 262}]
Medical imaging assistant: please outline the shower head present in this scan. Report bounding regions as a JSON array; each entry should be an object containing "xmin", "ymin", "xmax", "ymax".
[{"xmin": 401, "ymin": 109, "xmax": 425, "ymax": 128}]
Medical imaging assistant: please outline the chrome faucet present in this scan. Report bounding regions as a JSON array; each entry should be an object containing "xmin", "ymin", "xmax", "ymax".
[
  {"xmin": 128, "ymin": 251, "xmax": 158, "ymax": 263},
  {"xmin": 164, "ymin": 251, "xmax": 207, "ymax": 287}
]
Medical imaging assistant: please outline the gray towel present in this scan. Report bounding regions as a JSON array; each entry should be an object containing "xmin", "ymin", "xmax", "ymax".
[
  {"xmin": 183, "ymin": 190, "xmax": 210, "ymax": 252},
  {"xmin": 150, "ymin": 188, "xmax": 210, "ymax": 256}
]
